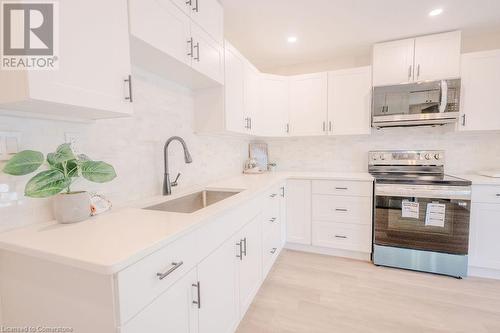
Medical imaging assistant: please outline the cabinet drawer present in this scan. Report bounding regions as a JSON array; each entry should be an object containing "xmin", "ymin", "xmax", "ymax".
[
  {"xmin": 312, "ymin": 180, "xmax": 372, "ymax": 197},
  {"xmin": 262, "ymin": 224, "xmax": 281, "ymax": 276},
  {"xmin": 262, "ymin": 214, "xmax": 280, "ymax": 239},
  {"xmin": 472, "ymin": 185, "xmax": 500, "ymax": 204},
  {"xmin": 312, "ymin": 222, "xmax": 372, "ymax": 253},
  {"xmin": 312, "ymin": 195, "xmax": 372, "ymax": 224},
  {"xmin": 116, "ymin": 231, "xmax": 198, "ymax": 324}
]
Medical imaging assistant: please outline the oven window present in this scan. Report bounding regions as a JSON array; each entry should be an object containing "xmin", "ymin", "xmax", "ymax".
[{"xmin": 374, "ymin": 196, "xmax": 470, "ymax": 255}]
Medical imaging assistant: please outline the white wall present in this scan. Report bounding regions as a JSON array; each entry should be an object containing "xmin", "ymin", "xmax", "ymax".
[
  {"xmin": 264, "ymin": 126, "xmax": 500, "ymax": 174},
  {"xmin": 0, "ymin": 68, "xmax": 250, "ymax": 232}
]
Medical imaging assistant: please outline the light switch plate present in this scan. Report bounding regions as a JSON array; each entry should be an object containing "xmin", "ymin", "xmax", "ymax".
[{"xmin": 0, "ymin": 132, "xmax": 21, "ymax": 161}]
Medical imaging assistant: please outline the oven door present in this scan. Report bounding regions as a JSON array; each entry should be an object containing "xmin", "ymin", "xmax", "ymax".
[{"xmin": 374, "ymin": 183, "xmax": 471, "ymax": 255}]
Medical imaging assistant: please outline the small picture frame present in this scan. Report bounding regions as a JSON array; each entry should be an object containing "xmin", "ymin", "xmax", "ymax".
[{"xmin": 249, "ymin": 143, "xmax": 269, "ymax": 172}]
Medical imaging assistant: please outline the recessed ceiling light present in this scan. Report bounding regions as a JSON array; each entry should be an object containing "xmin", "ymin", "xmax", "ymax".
[
  {"xmin": 429, "ymin": 8, "xmax": 443, "ymax": 16},
  {"xmin": 287, "ymin": 36, "xmax": 297, "ymax": 43}
]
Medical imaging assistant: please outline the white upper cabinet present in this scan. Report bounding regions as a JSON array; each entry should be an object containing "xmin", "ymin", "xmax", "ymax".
[
  {"xmin": 243, "ymin": 62, "xmax": 261, "ymax": 134},
  {"xmin": 129, "ymin": 0, "xmax": 223, "ymax": 88},
  {"xmin": 129, "ymin": 0, "xmax": 191, "ymax": 66},
  {"xmin": 414, "ymin": 31, "xmax": 461, "ymax": 82},
  {"xmin": 224, "ymin": 42, "xmax": 246, "ymax": 133},
  {"xmin": 0, "ymin": 0, "xmax": 132, "ymax": 121},
  {"xmin": 258, "ymin": 74, "xmax": 290, "ymax": 137},
  {"xmin": 289, "ymin": 73, "xmax": 328, "ymax": 136},
  {"xmin": 328, "ymin": 66, "xmax": 372, "ymax": 135},
  {"xmin": 459, "ymin": 49, "xmax": 500, "ymax": 131},
  {"xmin": 189, "ymin": 0, "xmax": 224, "ymax": 44},
  {"xmin": 372, "ymin": 38, "xmax": 415, "ymax": 86},
  {"xmin": 191, "ymin": 24, "xmax": 224, "ymax": 84},
  {"xmin": 372, "ymin": 31, "xmax": 461, "ymax": 86}
]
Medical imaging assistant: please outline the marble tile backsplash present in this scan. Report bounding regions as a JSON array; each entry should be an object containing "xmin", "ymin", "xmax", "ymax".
[
  {"xmin": 264, "ymin": 126, "xmax": 500, "ymax": 174},
  {"xmin": 0, "ymin": 68, "xmax": 250, "ymax": 232}
]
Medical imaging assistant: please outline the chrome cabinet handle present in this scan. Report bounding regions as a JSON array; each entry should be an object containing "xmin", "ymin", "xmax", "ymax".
[
  {"xmin": 192, "ymin": 281, "xmax": 201, "ymax": 308},
  {"xmin": 192, "ymin": 0, "xmax": 199, "ymax": 12},
  {"xmin": 242, "ymin": 237, "xmax": 247, "ymax": 257},
  {"xmin": 249, "ymin": 117, "xmax": 252, "ymax": 129},
  {"xmin": 334, "ymin": 235, "xmax": 347, "ymax": 239},
  {"xmin": 322, "ymin": 121, "xmax": 326, "ymax": 132},
  {"xmin": 408, "ymin": 65, "xmax": 412, "ymax": 79},
  {"xmin": 286, "ymin": 123, "xmax": 290, "ymax": 133},
  {"xmin": 236, "ymin": 241, "xmax": 243, "ymax": 260},
  {"xmin": 187, "ymin": 38, "xmax": 193, "ymax": 57},
  {"xmin": 270, "ymin": 193, "xmax": 277, "ymax": 198},
  {"xmin": 280, "ymin": 186, "xmax": 285, "ymax": 197},
  {"xmin": 124, "ymin": 75, "xmax": 133, "ymax": 102},
  {"xmin": 194, "ymin": 42, "xmax": 200, "ymax": 62},
  {"xmin": 335, "ymin": 187, "xmax": 348, "ymax": 190},
  {"xmin": 270, "ymin": 248, "xmax": 277, "ymax": 254},
  {"xmin": 185, "ymin": 0, "xmax": 192, "ymax": 6},
  {"xmin": 462, "ymin": 114, "xmax": 466, "ymax": 126},
  {"xmin": 335, "ymin": 208, "xmax": 348, "ymax": 212},
  {"xmin": 269, "ymin": 217, "xmax": 277, "ymax": 222},
  {"xmin": 496, "ymin": 194, "xmax": 500, "ymax": 197},
  {"xmin": 417, "ymin": 64, "xmax": 420, "ymax": 79},
  {"xmin": 157, "ymin": 261, "xmax": 183, "ymax": 280},
  {"xmin": 329, "ymin": 121, "xmax": 332, "ymax": 132}
]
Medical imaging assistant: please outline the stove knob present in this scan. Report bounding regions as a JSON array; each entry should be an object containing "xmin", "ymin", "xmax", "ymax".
[
  {"xmin": 372, "ymin": 154, "xmax": 378, "ymax": 160},
  {"xmin": 379, "ymin": 154, "xmax": 386, "ymax": 160},
  {"xmin": 434, "ymin": 153, "xmax": 441, "ymax": 160},
  {"xmin": 424, "ymin": 153, "xmax": 431, "ymax": 160}
]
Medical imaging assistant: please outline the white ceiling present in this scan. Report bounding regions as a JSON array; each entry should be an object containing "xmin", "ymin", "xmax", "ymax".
[{"xmin": 219, "ymin": 0, "xmax": 500, "ymax": 71}]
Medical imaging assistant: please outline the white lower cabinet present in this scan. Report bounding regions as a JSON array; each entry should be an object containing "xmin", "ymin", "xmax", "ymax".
[
  {"xmin": 236, "ymin": 215, "xmax": 263, "ymax": 317},
  {"xmin": 286, "ymin": 180, "xmax": 312, "ymax": 245},
  {"xmin": 197, "ymin": 233, "xmax": 239, "ymax": 333},
  {"xmin": 121, "ymin": 268, "xmax": 199, "ymax": 333},
  {"xmin": 468, "ymin": 185, "xmax": 500, "ymax": 277},
  {"xmin": 286, "ymin": 179, "xmax": 373, "ymax": 258}
]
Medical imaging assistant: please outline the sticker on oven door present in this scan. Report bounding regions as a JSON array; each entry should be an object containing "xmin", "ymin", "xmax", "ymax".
[
  {"xmin": 402, "ymin": 200, "xmax": 419, "ymax": 219},
  {"xmin": 425, "ymin": 203, "xmax": 446, "ymax": 227}
]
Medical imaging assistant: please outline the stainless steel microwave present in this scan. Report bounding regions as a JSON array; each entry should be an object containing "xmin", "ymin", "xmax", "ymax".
[{"xmin": 372, "ymin": 79, "xmax": 461, "ymax": 128}]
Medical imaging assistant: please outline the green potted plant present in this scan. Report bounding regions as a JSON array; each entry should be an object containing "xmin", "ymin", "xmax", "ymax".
[{"xmin": 2, "ymin": 143, "xmax": 116, "ymax": 223}]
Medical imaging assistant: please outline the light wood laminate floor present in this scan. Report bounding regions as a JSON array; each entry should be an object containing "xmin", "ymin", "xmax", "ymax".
[{"xmin": 236, "ymin": 249, "xmax": 500, "ymax": 333}]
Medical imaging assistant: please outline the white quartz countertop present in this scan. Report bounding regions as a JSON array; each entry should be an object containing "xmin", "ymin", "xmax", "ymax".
[{"xmin": 0, "ymin": 172, "xmax": 372, "ymax": 275}]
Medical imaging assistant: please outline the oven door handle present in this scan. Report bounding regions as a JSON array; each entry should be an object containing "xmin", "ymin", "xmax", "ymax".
[{"xmin": 375, "ymin": 183, "xmax": 471, "ymax": 200}]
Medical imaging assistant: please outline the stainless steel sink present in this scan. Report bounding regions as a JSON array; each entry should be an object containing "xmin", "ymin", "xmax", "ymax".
[{"xmin": 144, "ymin": 190, "xmax": 241, "ymax": 213}]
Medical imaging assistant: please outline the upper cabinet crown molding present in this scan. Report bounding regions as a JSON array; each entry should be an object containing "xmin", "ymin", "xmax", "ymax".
[
  {"xmin": 372, "ymin": 31, "xmax": 461, "ymax": 87},
  {"xmin": 0, "ymin": 0, "xmax": 133, "ymax": 122}
]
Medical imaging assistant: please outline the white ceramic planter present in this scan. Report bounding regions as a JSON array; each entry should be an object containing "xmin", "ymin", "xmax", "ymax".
[{"xmin": 53, "ymin": 192, "xmax": 91, "ymax": 224}]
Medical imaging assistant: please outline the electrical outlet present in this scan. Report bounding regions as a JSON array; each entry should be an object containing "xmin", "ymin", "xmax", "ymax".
[
  {"xmin": 65, "ymin": 132, "xmax": 81, "ymax": 155},
  {"xmin": 0, "ymin": 132, "xmax": 21, "ymax": 161}
]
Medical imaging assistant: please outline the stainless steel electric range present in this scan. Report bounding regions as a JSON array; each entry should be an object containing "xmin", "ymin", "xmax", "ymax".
[{"xmin": 369, "ymin": 150, "xmax": 472, "ymax": 278}]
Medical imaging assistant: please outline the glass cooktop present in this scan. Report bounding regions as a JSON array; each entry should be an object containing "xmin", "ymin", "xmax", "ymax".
[{"xmin": 372, "ymin": 173, "xmax": 471, "ymax": 186}]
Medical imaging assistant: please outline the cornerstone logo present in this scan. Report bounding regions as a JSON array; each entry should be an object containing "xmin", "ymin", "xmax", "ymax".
[{"xmin": 1, "ymin": 1, "xmax": 59, "ymax": 70}]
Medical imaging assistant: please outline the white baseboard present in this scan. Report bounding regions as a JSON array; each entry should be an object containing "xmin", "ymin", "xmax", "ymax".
[
  {"xmin": 285, "ymin": 242, "xmax": 371, "ymax": 261},
  {"xmin": 468, "ymin": 266, "xmax": 500, "ymax": 280}
]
